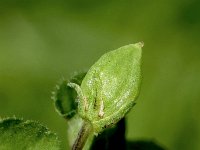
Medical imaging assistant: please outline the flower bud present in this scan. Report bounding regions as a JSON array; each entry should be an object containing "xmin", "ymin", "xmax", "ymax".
[{"xmin": 71, "ymin": 43, "xmax": 143, "ymax": 133}]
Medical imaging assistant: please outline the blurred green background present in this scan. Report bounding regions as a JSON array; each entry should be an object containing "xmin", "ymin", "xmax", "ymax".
[{"xmin": 0, "ymin": 0, "xmax": 200, "ymax": 149}]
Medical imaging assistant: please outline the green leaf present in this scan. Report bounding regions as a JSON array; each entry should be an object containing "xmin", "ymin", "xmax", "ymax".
[
  {"xmin": 70, "ymin": 43, "xmax": 143, "ymax": 133},
  {"xmin": 51, "ymin": 72, "xmax": 94, "ymax": 149},
  {"xmin": 0, "ymin": 117, "xmax": 60, "ymax": 150},
  {"xmin": 52, "ymin": 72, "xmax": 86, "ymax": 119}
]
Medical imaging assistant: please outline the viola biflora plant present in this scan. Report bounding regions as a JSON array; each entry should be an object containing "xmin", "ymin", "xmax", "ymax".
[{"xmin": 0, "ymin": 43, "xmax": 148, "ymax": 150}]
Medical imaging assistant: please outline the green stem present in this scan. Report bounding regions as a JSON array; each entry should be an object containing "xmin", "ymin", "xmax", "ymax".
[{"xmin": 72, "ymin": 121, "xmax": 92, "ymax": 150}]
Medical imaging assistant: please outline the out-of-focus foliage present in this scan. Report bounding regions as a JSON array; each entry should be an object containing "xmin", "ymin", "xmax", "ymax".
[{"xmin": 0, "ymin": 0, "xmax": 200, "ymax": 149}]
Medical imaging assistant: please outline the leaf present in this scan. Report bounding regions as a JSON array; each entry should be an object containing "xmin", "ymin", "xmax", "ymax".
[
  {"xmin": 52, "ymin": 72, "xmax": 87, "ymax": 119},
  {"xmin": 70, "ymin": 43, "xmax": 143, "ymax": 133},
  {"xmin": 0, "ymin": 117, "xmax": 60, "ymax": 150},
  {"xmin": 51, "ymin": 72, "xmax": 94, "ymax": 149}
]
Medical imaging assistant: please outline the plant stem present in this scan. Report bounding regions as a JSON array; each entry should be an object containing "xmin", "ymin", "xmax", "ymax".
[{"xmin": 72, "ymin": 121, "xmax": 92, "ymax": 150}]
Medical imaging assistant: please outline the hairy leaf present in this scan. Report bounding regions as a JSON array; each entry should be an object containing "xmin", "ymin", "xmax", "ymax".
[
  {"xmin": 52, "ymin": 72, "xmax": 86, "ymax": 119},
  {"xmin": 0, "ymin": 117, "xmax": 60, "ymax": 150}
]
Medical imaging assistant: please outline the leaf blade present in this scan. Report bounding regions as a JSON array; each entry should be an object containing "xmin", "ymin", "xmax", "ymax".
[
  {"xmin": 0, "ymin": 117, "xmax": 60, "ymax": 150},
  {"xmin": 52, "ymin": 71, "xmax": 87, "ymax": 119}
]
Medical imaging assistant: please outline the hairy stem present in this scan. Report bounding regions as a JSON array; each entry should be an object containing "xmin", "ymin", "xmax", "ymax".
[{"xmin": 72, "ymin": 121, "xmax": 92, "ymax": 150}]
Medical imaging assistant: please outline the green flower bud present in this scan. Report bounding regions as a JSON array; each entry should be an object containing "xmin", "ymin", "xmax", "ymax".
[{"xmin": 69, "ymin": 42, "xmax": 143, "ymax": 134}]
